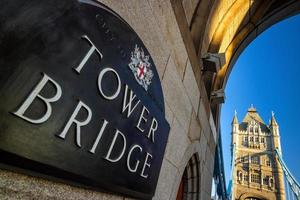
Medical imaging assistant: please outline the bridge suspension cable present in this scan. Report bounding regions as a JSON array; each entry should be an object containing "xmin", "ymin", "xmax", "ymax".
[
  {"xmin": 227, "ymin": 144, "xmax": 236, "ymax": 200},
  {"xmin": 275, "ymin": 149, "xmax": 300, "ymax": 200}
]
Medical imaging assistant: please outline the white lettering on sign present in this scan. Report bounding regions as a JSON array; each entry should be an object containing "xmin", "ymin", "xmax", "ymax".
[
  {"xmin": 136, "ymin": 106, "xmax": 149, "ymax": 132},
  {"xmin": 58, "ymin": 101, "xmax": 92, "ymax": 147},
  {"xmin": 74, "ymin": 35, "xmax": 103, "ymax": 74},
  {"xmin": 98, "ymin": 67, "xmax": 121, "ymax": 100},
  {"xmin": 12, "ymin": 34, "xmax": 162, "ymax": 178},
  {"xmin": 122, "ymin": 85, "xmax": 140, "ymax": 118},
  {"xmin": 89, "ymin": 119, "xmax": 108, "ymax": 154},
  {"xmin": 140, "ymin": 152, "xmax": 153, "ymax": 179},
  {"xmin": 127, "ymin": 144, "xmax": 142, "ymax": 173},
  {"xmin": 13, "ymin": 73, "xmax": 62, "ymax": 124},
  {"xmin": 148, "ymin": 118, "xmax": 158, "ymax": 143},
  {"xmin": 104, "ymin": 129, "xmax": 126, "ymax": 163}
]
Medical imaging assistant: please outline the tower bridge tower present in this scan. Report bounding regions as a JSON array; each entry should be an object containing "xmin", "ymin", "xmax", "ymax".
[{"xmin": 231, "ymin": 106, "xmax": 285, "ymax": 200}]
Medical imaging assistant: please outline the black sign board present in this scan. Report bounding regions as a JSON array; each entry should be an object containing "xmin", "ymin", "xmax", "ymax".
[{"xmin": 0, "ymin": 0, "xmax": 170, "ymax": 199}]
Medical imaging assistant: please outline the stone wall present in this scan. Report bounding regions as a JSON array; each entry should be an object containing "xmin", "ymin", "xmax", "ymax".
[
  {"xmin": 1, "ymin": 0, "xmax": 299, "ymax": 199},
  {"xmin": 0, "ymin": 0, "xmax": 217, "ymax": 199}
]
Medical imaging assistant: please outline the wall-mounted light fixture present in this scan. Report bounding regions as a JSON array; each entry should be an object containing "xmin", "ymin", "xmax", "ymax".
[
  {"xmin": 201, "ymin": 53, "xmax": 225, "ymax": 73},
  {"xmin": 211, "ymin": 88, "xmax": 225, "ymax": 104}
]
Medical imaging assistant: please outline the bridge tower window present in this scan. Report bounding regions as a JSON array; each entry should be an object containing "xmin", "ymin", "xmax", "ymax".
[
  {"xmin": 250, "ymin": 127, "xmax": 253, "ymax": 133},
  {"xmin": 244, "ymin": 174, "xmax": 249, "ymax": 182},
  {"xmin": 263, "ymin": 176, "xmax": 269, "ymax": 185},
  {"xmin": 266, "ymin": 160, "xmax": 271, "ymax": 167},
  {"xmin": 250, "ymin": 174, "xmax": 260, "ymax": 184},
  {"xmin": 251, "ymin": 156, "xmax": 260, "ymax": 165},
  {"xmin": 269, "ymin": 178, "xmax": 274, "ymax": 188}
]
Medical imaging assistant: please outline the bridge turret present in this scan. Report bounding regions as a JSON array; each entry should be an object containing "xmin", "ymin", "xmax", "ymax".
[
  {"xmin": 231, "ymin": 110, "xmax": 239, "ymax": 155},
  {"xmin": 269, "ymin": 111, "xmax": 282, "ymax": 152},
  {"xmin": 270, "ymin": 111, "xmax": 279, "ymax": 134},
  {"xmin": 231, "ymin": 107, "xmax": 286, "ymax": 200},
  {"xmin": 269, "ymin": 111, "xmax": 285, "ymax": 200}
]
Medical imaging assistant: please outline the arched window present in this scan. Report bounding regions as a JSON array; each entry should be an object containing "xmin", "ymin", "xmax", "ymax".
[
  {"xmin": 263, "ymin": 176, "xmax": 269, "ymax": 185},
  {"xmin": 269, "ymin": 177, "xmax": 274, "ymax": 188},
  {"xmin": 250, "ymin": 126, "xmax": 253, "ymax": 133},
  {"xmin": 237, "ymin": 171, "xmax": 243, "ymax": 182},
  {"xmin": 250, "ymin": 136, "xmax": 254, "ymax": 142},
  {"xmin": 176, "ymin": 154, "xmax": 200, "ymax": 200},
  {"xmin": 243, "ymin": 136, "xmax": 248, "ymax": 146},
  {"xmin": 250, "ymin": 173, "xmax": 260, "ymax": 183},
  {"xmin": 250, "ymin": 155, "xmax": 259, "ymax": 164}
]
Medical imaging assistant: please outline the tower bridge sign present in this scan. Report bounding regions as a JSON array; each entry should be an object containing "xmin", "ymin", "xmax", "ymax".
[{"xmin": 0, "ymin": 1, "xmax": 170, "ymax": 199}]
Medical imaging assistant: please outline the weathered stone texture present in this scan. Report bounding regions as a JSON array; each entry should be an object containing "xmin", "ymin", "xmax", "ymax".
[
  {"xmin": 198, "ymin": 98, "xmax": 212, "ymax": 144},
  {"xmin": 148, "ymin": 0, "xmax": 188, "ymax": 79},
  {"xmin": 165, "ymin": 117, "xmax": 191, "ymax": 167},
  {"xmin": 183, "ymin": 59, "xmax": 200, "ymax": 112},
  {"xmin": 199, "ymin": 130, "xmax": 208, "ymax": 164},
  {"xmin": 152, "ymin": 158, "xmax": 178, "ymax": 200},
  {"xmin": 0, "ymin": 169, "xmax": 123, "ymax": 200},
  {"xmin": 162, "ymin": 57, "xmax": 193, "ymax": 134},
  {"xmin": 188, "ymin": 110, "xmax": 202, "ymax": 141},
  {"xmin": 182, "ymin": 0, "xmax": 200, "ymax": 26}
]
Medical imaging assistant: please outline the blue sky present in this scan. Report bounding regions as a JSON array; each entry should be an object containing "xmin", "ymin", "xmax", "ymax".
[{"xmin": 221, "ymin": 14, "xmax": 300, "ymax": 186}]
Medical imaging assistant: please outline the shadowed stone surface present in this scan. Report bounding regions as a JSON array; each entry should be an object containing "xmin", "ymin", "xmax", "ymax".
[{"xmin": 0, "ymin": 169, "xmax": 123, "ymax": 200}]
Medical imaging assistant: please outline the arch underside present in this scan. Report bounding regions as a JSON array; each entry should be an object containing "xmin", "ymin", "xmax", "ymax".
[
  {"xmin": 185, "ymin": 0, "xmax": 300, "ymax": 123},
  {"xmin": 170, "ymin": 2, "xmax": 300, "ymax": 198},
  {"xmin": 239, "ymin": 192, "xmax": 269, "ymax": 200},
  {"xmin": 213, "ymin": 0, "xmax": 300, "ymax": 91}
]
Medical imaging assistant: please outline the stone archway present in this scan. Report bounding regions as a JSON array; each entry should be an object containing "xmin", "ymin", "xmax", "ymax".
[
  {"xmin": 169, "ymin": 2, "xmax": 300, "ymax": 199},
  {"xmin": 244, "ymin": 197, "xmax": 263, "ymax": 200},
  {"xmin": 239, "ymin": 192, "xmax": 268, "ymax": 200},
  {"xmin": 176, "ymin": 153, "xmax": 201, "ymax": 200},
  {"xmin": 170, "ymin": 0, "xmax": 300, "ymax": 127},
  {"xmin": 205, "ymin": 0, "xmax": 300, "ymax": 121}
]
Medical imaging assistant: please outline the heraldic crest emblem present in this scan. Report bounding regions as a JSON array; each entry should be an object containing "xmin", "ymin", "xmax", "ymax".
[{"xmin": 128, "ymin": 45, "xmax": 153, "ymax": 91}]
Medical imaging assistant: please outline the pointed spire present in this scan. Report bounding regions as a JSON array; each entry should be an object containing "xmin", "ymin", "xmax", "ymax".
[
  {"xmin": 232, "ymin": 110, "xmax": 239, "ymax": 124},
  {"xmin": 248, "ymin": 104, "xmax": 256, "ymax": 112},
  {"xmin": 270, "ymin": 111, "xmax": 278, "ymax": 126}
]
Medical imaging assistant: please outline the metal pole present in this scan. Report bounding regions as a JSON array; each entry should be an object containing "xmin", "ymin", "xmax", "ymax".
[{"xmin": 286, "ymin": 176, "xmax": 291, "ymax": 200}]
